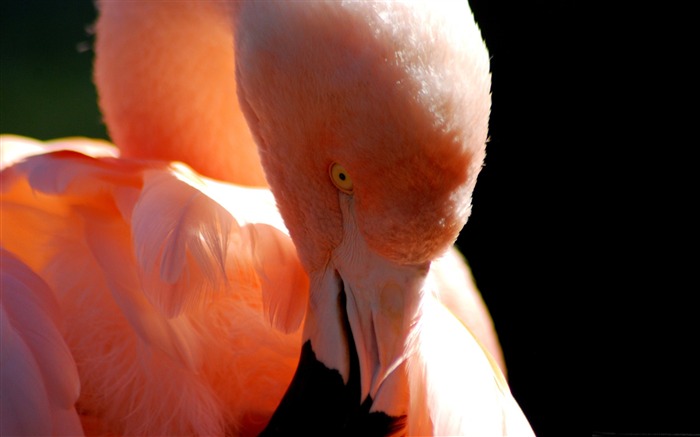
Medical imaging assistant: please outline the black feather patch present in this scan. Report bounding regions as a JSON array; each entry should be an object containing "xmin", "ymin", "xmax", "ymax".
[{"xmin": 259, "ymin": 288, "xmax": 406, "ymax": 436}]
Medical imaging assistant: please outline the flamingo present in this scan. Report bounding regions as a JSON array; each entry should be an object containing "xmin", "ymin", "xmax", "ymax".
[{"xmin": 0, "ymin": 0, "xmax": 534, "ymax": 435}]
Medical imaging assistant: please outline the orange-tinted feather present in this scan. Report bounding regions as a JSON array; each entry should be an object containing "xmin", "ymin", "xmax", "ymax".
[{"xmin": 0, "ymin": 136, "xmax": 302, "ymax": 435}]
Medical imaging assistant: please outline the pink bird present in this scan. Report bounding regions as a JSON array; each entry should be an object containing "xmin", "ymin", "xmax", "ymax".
[{"xmin": 0, "ymin": 1, "xmax": 534, "ymax": 436}]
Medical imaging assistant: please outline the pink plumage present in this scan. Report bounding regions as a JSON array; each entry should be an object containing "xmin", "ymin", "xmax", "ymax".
[
  {"xmin": 0, "ymin": 0, "xmax": 535, "ymax": 435},
  {"xmin": 1, "ymin": 137, "xmax": 303, "ymax": 435},
  {"xmin": 1, "ymin": 248, "xmax": 82, "ymax": 436}
]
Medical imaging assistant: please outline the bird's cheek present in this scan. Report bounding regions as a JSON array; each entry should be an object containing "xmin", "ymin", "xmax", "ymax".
[
  {"xmin": 354, "ymin": 209, "xmax": 455, "ymax": 266},
  {"xmin": 352, "ymin": 175, "xmax": 473, "ymax": 266}
]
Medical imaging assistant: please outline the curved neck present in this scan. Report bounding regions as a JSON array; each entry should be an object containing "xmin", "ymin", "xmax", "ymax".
[{"xmin": 94, "ymin": 0, "xmax": 267, "ymax": 186}]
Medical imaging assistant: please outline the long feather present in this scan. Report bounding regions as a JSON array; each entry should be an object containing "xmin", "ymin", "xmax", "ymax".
[
  {"xmin": 81, "ymin": 206, "xmax": 203, "ymax": 370},
  {"xmin": 2, "ymin": 147, "xmax": 203, "ymax": 366},
  {"xmin": 171, "ymin": 170, "xmax": 309, "ymax": 333},
  {"xmin": 0, "ymin": 134, "xmax": 117, "ymax": 170},
  {"xmin": 248, "ymin": 222, "xmax": 309, "ymax": 333},
  {"xmin": 0, "ymin": 249, "xmax": 83, "ymax": 436},
  {"xmin": 132, "ymin": 167, "xmax": 232, "ymax": 317},
  {"xmin": 431, "ymin": 247, "xmax": 507, "ymax": 374},
  {"xmin": 406, "ymin": 292, "xmax": 535, "ymax": 436}
]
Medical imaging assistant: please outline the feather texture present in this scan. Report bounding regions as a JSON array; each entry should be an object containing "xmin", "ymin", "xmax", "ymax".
[
  {"xmin": 250, "ymin": 222, "xmax": 309, "ymax": 333},
  {"xmin": 132, "ymin": 168, "xmax": 232, "ymax": 317},
  {"xmin": 1, "ymin": 249, "xmax": 83, "ymax": 436},
  {"xmin": 0, "ymin": 136, "xmax": 303, "ymax": 436},
  {"xmin": 0, "ymin": 134, "xmax": 117, "ymax": 170},
  {"xmin": 431, "ymin": 247, "xmax": 507, "ymax": 373},
  {"xmin": 186, "ymin": 176, "xmax": 310, "ymax": 334},
  {"xmin": 406, "ymin": 291, "xmax": 534, "ymax": 436}
]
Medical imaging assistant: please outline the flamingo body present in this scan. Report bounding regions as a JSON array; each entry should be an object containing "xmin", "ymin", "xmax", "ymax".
[{"xmin": 0, "ymin": 0, "xmax": 534, "ymax": 435}]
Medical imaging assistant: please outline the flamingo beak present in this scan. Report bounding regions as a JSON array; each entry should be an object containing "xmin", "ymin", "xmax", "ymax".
[{"xmin": 261, "ymin": 196, "xmax": 428, "ymax": 436}]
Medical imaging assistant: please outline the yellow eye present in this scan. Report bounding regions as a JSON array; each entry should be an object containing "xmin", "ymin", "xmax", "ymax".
[{"xmin": 329, "ymin": 162, "xmax": 354, "ymax": 194}]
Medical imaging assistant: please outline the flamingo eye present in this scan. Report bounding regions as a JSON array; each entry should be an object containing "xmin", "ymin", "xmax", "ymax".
[{"xmin": 329, "ymin": 162, "xmax": 353, "ymax": 194}]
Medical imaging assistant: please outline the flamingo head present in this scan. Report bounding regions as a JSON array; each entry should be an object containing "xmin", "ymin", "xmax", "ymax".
[
  {"xmin": 236, "ymin": 0, "xmax": 490, "ymax": 271},
  {"xmin": 235, "ymin": 0, "xmax": 491, "ymax": 433}
]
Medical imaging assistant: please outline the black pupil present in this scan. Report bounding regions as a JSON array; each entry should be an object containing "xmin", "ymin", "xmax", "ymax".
[{"xmin": 339, "ymin": 173, "xmax": 346, "ymax": 181}]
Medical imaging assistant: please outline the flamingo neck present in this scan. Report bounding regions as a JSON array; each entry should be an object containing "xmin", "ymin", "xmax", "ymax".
[{"xmin": 93, "ymin": 0, "xmax": 268, "ymax": 185}]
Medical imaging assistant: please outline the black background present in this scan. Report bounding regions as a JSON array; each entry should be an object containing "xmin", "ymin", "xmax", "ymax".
[{"xmin": 2, "ymin": 2, "xmax": 697, "ymax": 436}]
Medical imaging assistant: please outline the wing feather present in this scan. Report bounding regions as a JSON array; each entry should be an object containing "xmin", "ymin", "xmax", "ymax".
[
  {"xmin": 407, "ymin": 294, "xmax": 535, "ymax": 436},
  {"xmin": 0, "ymin": 249, "xmax": 83, "ymax": 436},
  {"xmin": 81, "ymin": 207, "xmax": 203, "ymax": 370},
  {"xmin": 0, "ymin": 134, "xmax": 117, "ymax": 170},
  {"xmin": 170, "ymin": 170, "xmax": 309, "ymax": 334},
  {"xmin": 1, "ymin": 137, "xmax": 306, "ymax": 434},
  {"xmin": 248, "ymin": 223, "xmax": 309, "ymax": 333},
  {"xmin": 132, "ymin": 168, "xmax": 232, "ymax": 317}
]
